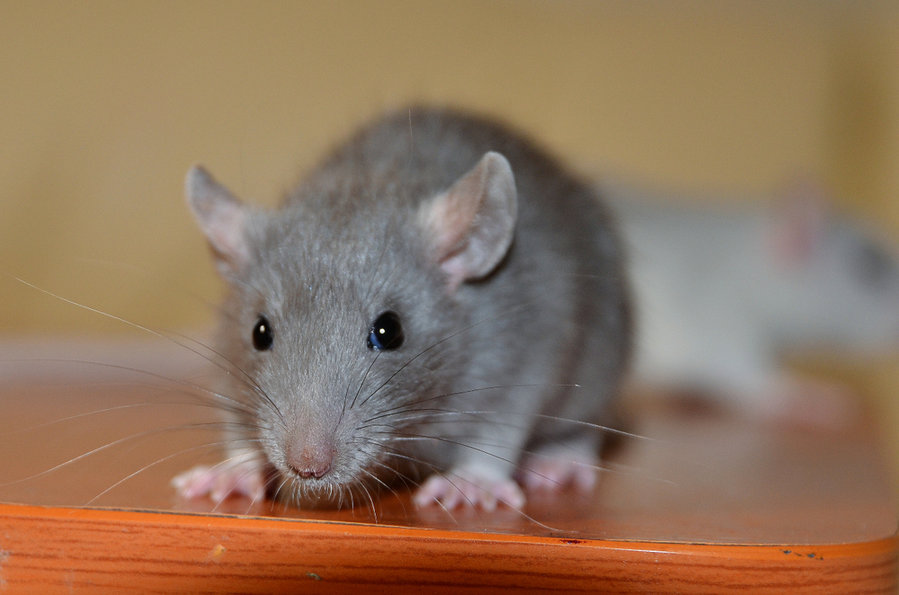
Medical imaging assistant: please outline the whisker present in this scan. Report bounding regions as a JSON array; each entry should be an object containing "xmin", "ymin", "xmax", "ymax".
[
  {"xmin": 349, "ymin": 350, "xmax": 382, "ymax": 410},
  {"xmin": 382, "ymin": 448, "xmax": 564, "ymax": 532},
  {"xmin": 0, "ymin": 357, "xmax": 255, "ymax": 418},
  {"xmin": 0, "ymin": 420, "xmax": 250, "ymax": 488},
  {"xmin": 385, "ymin": 431, "xmax": 520, "ymax": 474},
  {"xmin": 368, "ymin": 458, "xmax": 417, "ymax": 498},
  {"xmin": 369, "ymin": 404, "xmax": 660, "ymax": 445},
  {"xmin": 363, "ymin": 383, "xmax": 580, "ymax": 423},
  {"xmin": 376, "ymin": 428, "xmax": 675, "ymax": 488},
  {"xmin": 3, "ymin": 401, "xmax": 228, "ymax": 436},
  {"xmin": 375, "ymin": 448, "xmax": 461, "ymax": 524},
  {"xmin": 356, "ymin": 476, "xmax": 379, "ymax": 522},
  {"xmin": 357, "ymin": 300, "xmax": 545, "ymax": 408},
  {"xmin": 269, "ymin": 473, "xmax": 295, "ymax": 508},
  {"xmin": 7, "ymin": 274, "xmax": 284, "ymax": 424},
  {"xmin": 87, "ymin": 437, "xmax": 260, "ymax": 505}
]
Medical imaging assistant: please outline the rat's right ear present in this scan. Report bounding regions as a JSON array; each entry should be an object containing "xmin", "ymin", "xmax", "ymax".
[{"xmin": 185, "ymin": 165, "xmax": 251, "ymax": 275}]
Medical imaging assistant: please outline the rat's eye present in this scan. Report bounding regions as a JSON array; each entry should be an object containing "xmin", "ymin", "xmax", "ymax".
[
  {"xmin": 367, "ymin": 311, "xmax": 404, "ymax": 351},
  {"xmin": 252, "ymin": 315, "xmax": 274, "ymax": 351}
]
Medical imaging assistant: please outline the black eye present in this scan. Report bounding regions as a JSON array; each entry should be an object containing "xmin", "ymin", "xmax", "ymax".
[
  {"xmin": 252, "ymin": 315, "xmax": 274, "ymax": 351},
  {"xmin": 367, "ymin": 311, "xmax": 404, "ymax": 351}
]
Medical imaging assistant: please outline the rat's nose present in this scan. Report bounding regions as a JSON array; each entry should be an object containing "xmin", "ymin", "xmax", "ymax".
[{"xmin": 287, "ymin": 443, "xmax": 335, "ymax": 479}]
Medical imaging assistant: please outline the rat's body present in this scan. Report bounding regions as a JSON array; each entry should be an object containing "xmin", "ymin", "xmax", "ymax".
[
  {"xmin": 606, "ymin": 182, "xmax": 899, "ymax": 422},
  {"xmin": 174, "ymin": 107, "xmax": 631, "ymax": 510}
]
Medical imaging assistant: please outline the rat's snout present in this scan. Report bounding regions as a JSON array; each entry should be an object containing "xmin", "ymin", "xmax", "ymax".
[{"xmin": 286, "ymin": 440, "xmax": 336, "ymax": 480}]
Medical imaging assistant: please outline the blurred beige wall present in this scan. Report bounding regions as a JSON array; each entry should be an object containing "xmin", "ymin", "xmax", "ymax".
[{"xmin": 1, "ymin": 2, "xmax": 898, "ymax": 470}]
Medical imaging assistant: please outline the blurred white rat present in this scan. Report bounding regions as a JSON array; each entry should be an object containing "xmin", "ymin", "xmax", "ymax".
[{"xmin": 605, "ymin": 179, "xmax": 899, "ymax": 424}]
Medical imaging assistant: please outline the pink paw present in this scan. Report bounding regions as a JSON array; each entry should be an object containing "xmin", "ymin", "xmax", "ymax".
[
  {"xmin": 171, "ymin": 463, "xmax": 265, "ymax": 503},
  {"xmin": 517, "ymin": 451, "xmax": 598, "ymax": 492},
  {"xmin": 413, "ymin": 469, "xmax": 525, "ymax": 511},
  {"xmin": 759, "ymin": 377, "xmax": 860, "ymax": 429}
]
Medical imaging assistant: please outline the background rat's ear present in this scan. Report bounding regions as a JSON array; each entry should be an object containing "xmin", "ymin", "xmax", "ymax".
[
  {"xmin": 768, "ymin": 176, "xmax": 832, "ymax": 267},
  {"xmin": 185, "ymin": 165, "xmax": 251, "ymax": 276},
  {"xmin": 419, "ymin": 151, "xmax": 518, "ymax": 291}
]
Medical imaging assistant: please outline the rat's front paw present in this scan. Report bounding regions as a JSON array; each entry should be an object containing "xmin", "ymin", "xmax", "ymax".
[
  {"xmin": 517, "ymin": 448, "xmax": 599, "ymax": 492},
  {"xmin": 413, "ymin": 468, "xmax": 525, "ymax": 511},
  {"xmin": 171, "ymin": 463, "xmax": 265, "ymax": 504}
]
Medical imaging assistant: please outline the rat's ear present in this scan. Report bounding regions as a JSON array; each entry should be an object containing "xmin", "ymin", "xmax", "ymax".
[
  {"xmin": 418, "ymin": 151, "xmax": 518, "ymax": 291},
  {"xmin": 185, "ymin": 165, "xmax": 251, "ymax": 275},
  {"xmin": 768, "ymin": 177, "xmax": 831, "ymax": 267}
]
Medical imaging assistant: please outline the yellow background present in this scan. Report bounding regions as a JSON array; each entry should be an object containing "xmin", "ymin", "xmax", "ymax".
[{"xmin": 2, "ymin": 2, "xmax": 898, "ymax": 486}]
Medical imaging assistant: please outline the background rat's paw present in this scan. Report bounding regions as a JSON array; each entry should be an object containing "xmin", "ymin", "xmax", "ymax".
[
  {"xmin": 171, "ymin": 463, "xmax": 265, "ymax": 504},
  {"xmin": 753, "ymin": 376, "xmax": 861, "ymax": 429},
  {"xmin": 413, "ymin": 468, "xmax": 525, "ymax": 511},
  {"xmin": 517, "ymin": 447, "xmax": 599, "ymax": 492}
]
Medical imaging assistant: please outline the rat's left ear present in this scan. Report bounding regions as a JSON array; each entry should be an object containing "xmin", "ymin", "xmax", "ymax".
[{"xmin": 418, "ymin": 151, "xmax": 518, "ymax": 291}]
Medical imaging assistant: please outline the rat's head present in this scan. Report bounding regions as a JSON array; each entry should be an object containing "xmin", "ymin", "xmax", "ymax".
[
  {"xmin": 184, "ymin": 152, "xmax": 517, "ymax": 505},
  {"xmin": 766, "ymin": 188, "xmax": 899, "ymax": 353}
]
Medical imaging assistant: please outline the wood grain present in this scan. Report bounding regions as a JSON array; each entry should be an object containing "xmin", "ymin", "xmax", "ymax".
[
  {"xmin": 0, "ymin": 356, "xmax": 896, "ymax": 591},
  {"xmin": 0, "ymin": 503, "xmax": 895, "ymax": 593}
]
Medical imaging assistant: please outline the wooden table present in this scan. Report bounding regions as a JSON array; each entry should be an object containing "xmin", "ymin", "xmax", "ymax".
[{"xmin": 0, "ymin": 351, "xmax": 895, "ymax": 592}]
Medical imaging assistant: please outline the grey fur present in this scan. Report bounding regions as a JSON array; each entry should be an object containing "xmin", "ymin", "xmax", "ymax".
[{"xmin": 184, "ymin": 106, "xmax": 631, "ymax": 508}]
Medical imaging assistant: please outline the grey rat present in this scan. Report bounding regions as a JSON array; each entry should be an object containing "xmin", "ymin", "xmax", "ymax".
[
  {"xmin": 172, "ymin": 107, "xmax": 631, "ymax": 510},
  {"xmin": 605, "ymin": 180, "xmax": 899, "ymax": 423}
]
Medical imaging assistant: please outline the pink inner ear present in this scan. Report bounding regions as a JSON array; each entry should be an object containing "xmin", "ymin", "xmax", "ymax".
[
  {"xmin": 427, "ymin": 188, "xmax": 478, "ymax": 264},
  {"xmin": 419, "ymin": 151, "xmax": 517, "ymax": 292},
  {"xmin": 769, "ymin": 180, "xmax": 830, "ymax": 267},
  {"xmin": 418, "ymin": 195, "xmax": 474, "ymax": 292},
  {"xmin": 771, "ymin": 226, "xmax": 813, "ymax": 267},
  {"xmin": 206, "ymin": 204, "xmax": 250, "ymax": 268},
  {"xmin": 439, "ymin": 254, "xmax": 472, "ymax": 294},
  {"xmin": 772, "ymin": 178, "xmax": 830, "ymax": 266},
  {"xmin": 187, "ymin": 165, "xmax": 252, "ymax": 274}
]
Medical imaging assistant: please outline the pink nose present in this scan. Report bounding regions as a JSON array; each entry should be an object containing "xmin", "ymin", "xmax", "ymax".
[{"xmin": 287, "ymin": 444, "xmax": 334, "ymax": 479}]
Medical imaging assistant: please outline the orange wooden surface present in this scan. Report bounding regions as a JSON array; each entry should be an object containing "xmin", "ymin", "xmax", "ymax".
[
  {"xmin": 0, "ymin": 355, "xmax": 896, "ymax": 592},
  {"xmin": 0, "ymin": 503, "xmax": 895, "ymax": 593}
]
